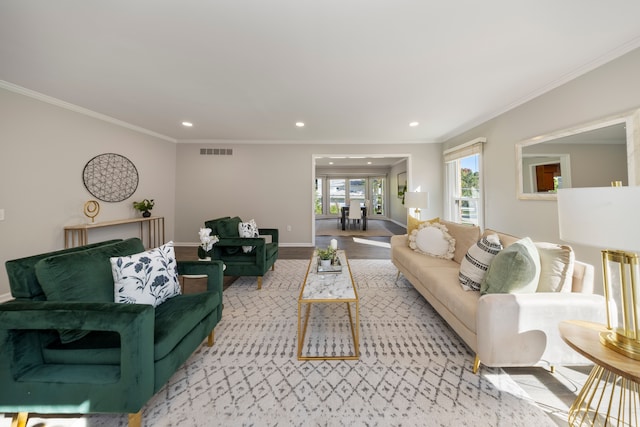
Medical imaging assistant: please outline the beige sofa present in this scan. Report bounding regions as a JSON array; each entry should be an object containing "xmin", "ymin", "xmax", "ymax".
[{"xmin": 391, "ymin": 220, "xmax": 606, "ymax": 373}]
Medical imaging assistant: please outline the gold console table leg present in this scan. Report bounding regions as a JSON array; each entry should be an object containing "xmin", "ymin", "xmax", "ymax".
[{"xmin": 569, "ymin": 364, "xmax": 640, "ymax": 426}]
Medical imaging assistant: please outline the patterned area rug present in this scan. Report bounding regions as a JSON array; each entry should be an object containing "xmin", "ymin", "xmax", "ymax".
[{"xmin": 7, "ymin": 260, "xmax": 554, "ymax": 427}]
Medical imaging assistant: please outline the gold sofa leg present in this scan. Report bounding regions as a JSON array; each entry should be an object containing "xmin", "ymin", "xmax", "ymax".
[
  {"xmin": 395, "ymin": 270, "xmax": 401, "ymax": 282},
  {"xmin": 129, "ymin": 411, "xmax": 142, "ymax": 427},
  {"xmin": 257, "ymin": 276, "xmax": 262, "ymax": 290},
  {"xmin": 271, "ymin": 263, "xmax": 275, "ymax": 271},
  {"xmin": 473, "ymin": 355, "xmax": 481, "ymax": 374},
  {"xmin": 208, "ymin": 330, "xmax": 215, "ymax": 347},
  {"xmin": 11, "ymin": 412, "xmax": 28, "ymax": 427},
  {"xmin": 549, "ymin": 365, "xmax": 555, "ymax": 374}
]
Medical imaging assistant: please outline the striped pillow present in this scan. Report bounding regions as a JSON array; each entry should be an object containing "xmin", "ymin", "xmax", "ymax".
[{"xmin": 459, "ymin": 234, "xmax": 503, "ymax": 291}]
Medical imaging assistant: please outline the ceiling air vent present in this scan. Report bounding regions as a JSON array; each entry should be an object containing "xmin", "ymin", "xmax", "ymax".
[{"xmin": 200, "ymin": 148, "xmax": 233, "ymax": 155}]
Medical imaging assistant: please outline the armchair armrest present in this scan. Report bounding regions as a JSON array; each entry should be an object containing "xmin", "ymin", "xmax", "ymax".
[
  {"xmin": 476, "ymin": 292, "xmax": 606, "ymax": 368},
  {"xmin": 216, "ymin": 237, "xmax": 267, "ymax": 248},
  {"xmin": 177, "ymin": 260, "xmax": 224, "ymax": 295},
  {"xmin": 0, "ymin": 300, "xmax": 154, "ymax": 408},
  {"xmin": 258, "ymin": 228, "xmax": 279, "ymax": 243}
]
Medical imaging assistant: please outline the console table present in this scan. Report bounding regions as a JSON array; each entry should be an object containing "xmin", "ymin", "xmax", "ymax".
[
  {"xmin": 559, "ymin": 320, "xmax": 640, "ymax": 426},
  {"xmin": 64, "ymin": 216, "xmax": 165, "ymax": 249}
]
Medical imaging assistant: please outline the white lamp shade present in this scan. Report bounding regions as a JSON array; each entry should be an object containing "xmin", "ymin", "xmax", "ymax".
[
  {"xmin": 405, "ymin": 192, "xmax": 429, "ymax": 209},
  {"xmin": 557, "ymin": 186, "xmax": 640, "ymax": 253}
]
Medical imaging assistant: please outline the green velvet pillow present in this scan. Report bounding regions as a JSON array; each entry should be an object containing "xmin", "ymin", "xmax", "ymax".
[
  {"xmin": 217, "ymin": 216, "xmax": 242, "ymax": 255},
  {"xmin": 35, "ymin": 238, "xmax": 145, "ymax": 343},
  {"xmin": 480, "ymin": 237, "xmax": 540, "ymax": 295},
  {"xmin": 204, "ymin": 216, "xmax": 231, "ymax": 236}
]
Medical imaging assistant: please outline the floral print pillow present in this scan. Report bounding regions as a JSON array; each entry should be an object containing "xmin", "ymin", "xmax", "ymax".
[
  {"xmin": 111, "ymin": 241, "xmax": 181, "ymax": 306},
  {"xmin": 238, "ymin": 219, "xmax": 259, "ymax": 253}
]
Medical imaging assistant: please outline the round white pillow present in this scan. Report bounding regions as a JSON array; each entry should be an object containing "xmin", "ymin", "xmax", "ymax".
[{"xmin": 409, "ymin": 223, "xmax": 455, "ymax": 259}]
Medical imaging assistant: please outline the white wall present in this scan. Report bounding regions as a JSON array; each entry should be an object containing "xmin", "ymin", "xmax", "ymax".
[
  {"xmin": 174, "ymin": 143, "xmax": 441, "ymax": 246},
  {"xmin": 0, "ymin": 87, "xmax": 177, "ymax": 298},
  {"xmin": 441, "ymin": 47, "xmax": 640, "ymax": 294}
]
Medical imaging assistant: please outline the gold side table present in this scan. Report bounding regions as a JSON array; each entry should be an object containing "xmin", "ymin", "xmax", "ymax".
[{"xmin": 559, "ymin": 320, "xmax": 640, "ymax": 426}]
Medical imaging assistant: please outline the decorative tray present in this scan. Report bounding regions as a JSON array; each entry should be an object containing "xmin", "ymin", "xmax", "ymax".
[{"xmin": 317, "ymin": 257, "xmax": 343, "ymax": 273}]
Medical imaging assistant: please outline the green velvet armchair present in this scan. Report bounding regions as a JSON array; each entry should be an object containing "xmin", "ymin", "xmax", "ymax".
[
  {"xmin": 0, "ymin": 238, "xmax": 224, "ymax": 427},
  {"xmin": 200, "ymin": 216, "xmax": 279, "ymax": 289}
]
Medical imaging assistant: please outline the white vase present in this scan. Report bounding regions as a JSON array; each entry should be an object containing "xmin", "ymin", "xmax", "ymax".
[{"xmin": 320, "ymin": 259, "xmax": 331, "ymax": 267}]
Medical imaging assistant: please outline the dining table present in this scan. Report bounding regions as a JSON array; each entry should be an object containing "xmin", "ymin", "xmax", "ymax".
[{"xmin": 340, "ymin": 206, "xmax": 367, "ymax": 231}]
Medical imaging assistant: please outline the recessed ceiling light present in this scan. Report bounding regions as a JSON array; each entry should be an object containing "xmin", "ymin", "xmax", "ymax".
[
  {"xmin": 329, "ymin": 162, "xmax": 334, "ymax": 165},
  {"xmin": 367, "ymin": 161, "xmax": 372, "ymax": 165},
  {"xmin": 296, "ymin": 122, "xmax": 305, "ymax": 127},
  {"xmin": 182, "ymin": 121, "xmax": 193, "ymax": 127},
  {"xmin": 409, "ymin": 121, "xmax": 419, "ymax": 127}
]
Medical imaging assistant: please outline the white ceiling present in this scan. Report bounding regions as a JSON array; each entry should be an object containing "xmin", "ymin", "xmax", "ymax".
[{"xmin": 2, "ymin": 1, "xmax": 640, "ymax": 143}]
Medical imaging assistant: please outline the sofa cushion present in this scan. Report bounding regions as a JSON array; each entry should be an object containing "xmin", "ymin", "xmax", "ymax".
[
  {"xmin": 407, "ymin": 216, "xmax": 439, "ymax": 237},
  {"xmin": 5, "ymin": 239, "xmax": 124, "ymax": 300},
  {"xmin": 203, "ymin": 216, "xmax": 231, "ymax": 236},
  {"xmin": 111, "ymin": 242, "xmax": 182, "ymax": 307},
  {"xmin": 153, "ymin": 291, "xmax": 220, "ymax": 360},
  {"xmin": 41, "ymin": 292, "xmax": 221, "ymax": 365},
  {"xmin": 414, "ymin": 265, "xmax": 479, "ymax": 334},
  {"xmin": 239, "ymin": 219, "xmax": 259, "ymax": 253},
  {"xmin": 459, "ymin": 234, "xmax": 503, "ymax": 291},
  {"xmin": 535, "ymin": 242, "xmax": 575, "ymax": 293},
  {"xmin": 409, "ymin": 223, "xmax": 455, "ymax": 259},
  {"xmin": 35, "ymin": 238, "xmax": 146, "ymax": 343},
  {"xmin": 481, "ymin": 237, "xmax": 540, "ymax": 295},
  {"xmin": 218, "ymin": 216, "xmax": 243, "ymax": 255},
  {"xmin": 483, "ymin": 229, "xmax": 520, "ymax": 248},
  {"xmin": 439, "ymin": 220, "xmax": 481, "ymax": 263}
]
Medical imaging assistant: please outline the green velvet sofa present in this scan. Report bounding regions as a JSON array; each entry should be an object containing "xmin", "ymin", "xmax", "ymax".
[
  {"xmin": 200, "ymin": 216, "xmax": 279, "ymax": 289},
  {"xmin": 0, "ymin": 238, "xmax": 224, "ymax": 427}
]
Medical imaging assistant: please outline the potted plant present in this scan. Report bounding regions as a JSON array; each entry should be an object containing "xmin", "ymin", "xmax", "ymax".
[
  {"xmin": 133, "ymin": 199, "xmax": 154, "ymax": 217},
  {"xmin": 197, "ymin": 227, "xmax": 219, "ymax": 261},
  {"xmin": 317, "ymin": 247, "xmax": 336, "ymax": 267}
]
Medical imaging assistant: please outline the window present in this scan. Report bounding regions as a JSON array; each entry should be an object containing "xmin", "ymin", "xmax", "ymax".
[
  {"xmin": 444, "ymin": 138, "xmax": 484, "ymax": 227},
  {"xmin": 329, "ymin": 178, "xmax": 345, "ymax": 214},
  {"xmin": 315, "ymin": 176, "xmax": 387, "ymax": 217},
  {"xmin": 348, "ymin": 178, "xmax": 365, "ymax": 203},
  {"xmin": 370, "ymin": 177, "xmax": 385, "ymax": 215},
  {"xmin": 314, "ymin": 178, "xmax": 323, "ymax": 215}
]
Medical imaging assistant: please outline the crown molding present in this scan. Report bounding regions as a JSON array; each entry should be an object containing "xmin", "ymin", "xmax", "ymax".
[{"xmin": 0, "ymin": 80, "xmax": 177, "ymax": 143}]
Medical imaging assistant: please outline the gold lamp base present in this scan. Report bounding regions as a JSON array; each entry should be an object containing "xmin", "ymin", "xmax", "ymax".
[{"xmin": 600, "ymin": 331, "xmax": 640, "ymax": 361}]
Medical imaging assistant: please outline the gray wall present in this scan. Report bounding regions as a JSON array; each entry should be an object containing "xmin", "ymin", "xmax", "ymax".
[
  {"xmin": 441, "ymin": 47, "xmax": 640, "ymax": 293},
  {"xmin": 0, "ymin": 87, "xmax": 177, "ymax": 299},
  {"xmin": 174, "ymin": 143, "xmax": 440, "ymax": 246}
]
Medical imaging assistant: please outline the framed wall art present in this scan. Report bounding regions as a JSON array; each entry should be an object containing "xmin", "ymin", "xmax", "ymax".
[
  {"xmin": 82, "ymin": 153, "xmax": 139, "ymax": 202},
  {"xmin": 397, "ymin": 172, "xmax": 407, "ymax": 198}
]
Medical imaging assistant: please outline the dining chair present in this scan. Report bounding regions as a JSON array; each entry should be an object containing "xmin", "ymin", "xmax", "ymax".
[{"xmin": 348, "ymin": 200, "xmax": 361, "ymax": 229}]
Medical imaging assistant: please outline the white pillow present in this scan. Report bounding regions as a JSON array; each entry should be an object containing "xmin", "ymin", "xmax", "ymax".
[
  {"xmin": 409, "ymin": 223, "xmax": 455, "ymax": 259},
  {"xmin": 238, "ymin": 219, "xmax": 259, "ymax": 253},
  {"xmin": 459, "ymin": 234, "xmax": 502, "ymax": 291},
  {"xmin": 535, "ymin": 242, "xmax": 575, "ymax": 292},
  {"xmin": 111, "ymin": 241, "xmax": 181, "ymax": 306}
]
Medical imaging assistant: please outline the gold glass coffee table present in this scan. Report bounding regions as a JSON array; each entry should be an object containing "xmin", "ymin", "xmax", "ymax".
[{"xmin": 297, "ymin": 250, "xmax": 360, "ymax": 360}]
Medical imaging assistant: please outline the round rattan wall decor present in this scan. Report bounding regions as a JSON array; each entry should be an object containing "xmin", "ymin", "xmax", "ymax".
[{"xmin": 82, "ymin": 153, "xmax": 139, "ymax": 202}]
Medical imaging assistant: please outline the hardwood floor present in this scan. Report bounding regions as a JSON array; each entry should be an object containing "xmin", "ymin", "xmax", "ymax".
[{"xmin": 175, "ymin": 219, "xmax": 584, "ymax": 425}]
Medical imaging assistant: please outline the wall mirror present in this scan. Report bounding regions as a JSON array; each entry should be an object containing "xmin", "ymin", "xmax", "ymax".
[{"xmin": 516, "ymin": 108, "xmax": 640, "ymax": 200}]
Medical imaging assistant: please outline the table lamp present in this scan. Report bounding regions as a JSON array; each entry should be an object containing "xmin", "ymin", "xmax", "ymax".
[
  {"xmin": 557, "ymin": 185, "xmax": 640, "ymax": 360},
  {"xmin": 405, "ymin": 191, "xmax": 429, "ymax": 220}
]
